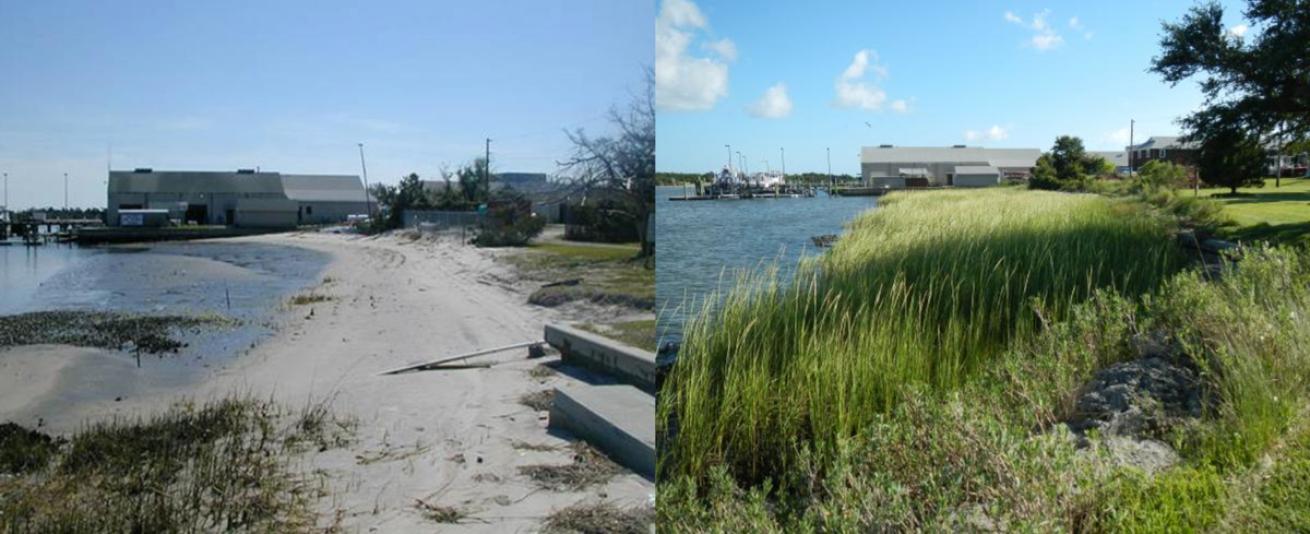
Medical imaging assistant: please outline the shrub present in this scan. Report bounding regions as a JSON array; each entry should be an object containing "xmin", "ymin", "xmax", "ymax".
[{"xmin": 473, "ymin": 190, "xmax": 546, "ymax": 247}]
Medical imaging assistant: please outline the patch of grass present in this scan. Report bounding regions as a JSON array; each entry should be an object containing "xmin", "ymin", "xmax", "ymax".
[
  {"xmin": 544, "ymin": 502, "xmax": 654, "ymax": 534},
  {"xmin": 519, "ymin": 389, "xmax": 555, "ymax": 412},
  {"xmin": 0, "ymin": 311, "xmax": 231, "ymax": 353},
  {"xmin": 577, "ymin": 320, "xmax": 657, "ymax": 352},
  {"xmin": 0, "ymin": 423, "xmax": 64, "ymax": 475},
  {"xmin": 520, "ymin": 442, "xmax": 622, "ymax": 491},
  {"xmin": 662, "ymin": 188, "xmax": 1188, "ymax": 484},
  {"xmin": 1202, "ymin": 177, "xmax": 1310, "ymax": 245},
  {"xmin": 0, "ymin": 396, "xmax": 352, "ymax": 532},
  {"xmin": 507, "ymin": 241, "xmax": 653, "ymax": 314},
  {"xmin": 288, "ymin": 292, "xmax": 332, "ymax": 306}
]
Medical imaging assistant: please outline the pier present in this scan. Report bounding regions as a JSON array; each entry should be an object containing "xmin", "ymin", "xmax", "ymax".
[{"xmin": 1, "ymin": 219, "xmax": 103, "ymax": 245}]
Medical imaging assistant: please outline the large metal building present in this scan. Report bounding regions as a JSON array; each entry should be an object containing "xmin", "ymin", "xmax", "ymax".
[
  {"xmin": 107, "ymin": 169, "xmax": 368, "ymax": 228},
  {"xmin": 860, "ymin": 145, "xmax": 1042, "ymax": 188}
]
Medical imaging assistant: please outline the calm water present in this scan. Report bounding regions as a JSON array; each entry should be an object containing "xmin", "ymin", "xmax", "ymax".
[
  {"xmin": 655, "ymin": 185, "xmax": 878, "ymax": 346},
  {"xmin": 0, "ymin": 238, "xmax": 328, "ymax": 402}
]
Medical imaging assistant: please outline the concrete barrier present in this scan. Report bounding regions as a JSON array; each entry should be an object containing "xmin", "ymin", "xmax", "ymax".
[
  {"xmin": 549, "ymin": 382, "xmax": 654, "ymax": 479},
  {"xmin": 544, "ymin": 323, "xmax": 656, "ymax": 392}
]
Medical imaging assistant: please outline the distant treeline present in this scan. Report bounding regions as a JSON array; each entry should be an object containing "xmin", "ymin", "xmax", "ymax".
[
  {"xmin": 656, "ymin": 171, "xmax": 861, "ymax": 186},
  {"xmin": 6, "ymin": 207, "xmax": 106, "ymax": 221}
]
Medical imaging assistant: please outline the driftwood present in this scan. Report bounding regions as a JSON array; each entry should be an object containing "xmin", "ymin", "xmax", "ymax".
[
  {"xmin": 378, "ymin": 340, "xmax": 543, "ymax": 375},
  {"xmin": 541, "ymin": 278, "xmax": 582, "ymax": 288}
]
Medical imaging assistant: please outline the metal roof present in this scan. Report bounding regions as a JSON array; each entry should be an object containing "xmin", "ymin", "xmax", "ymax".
[
  {"xmin": 862, "ymin": 146, "xmax": 1040, "ymax": 168},
  {"xmin": 1129, "ymin": 136, "xmax": 1199, "ymax": 150},
  {"xmin": 108, "ymin": 170, "xmax": 285, "ymax": 195},
  {"xmin": 281, "ymin": 174, "xmax": 367, "ymax": 203},
  {"xmin": 954, "ymin": 165, "xmax": 999, "ymax": 174}
]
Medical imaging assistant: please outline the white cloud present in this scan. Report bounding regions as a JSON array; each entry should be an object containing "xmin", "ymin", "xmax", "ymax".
[
  {"xmin": 1005, "ymin": 9, "xmax": 1067, "ymax": 51},
  {"xmin": 964, "ymin": 125, "xmax": 1008, "ymax": 142},
  {"xmin": 1069, "ymin": 16, "xmax": 1093, "ymax": 39},
  {"xmin": 747, "ymin": 83, "xmax": 792, "ymax": 119},
  {"xmin": 890, "ymin": 99, "xmax": 910, "ymax": 113},
  {"xmin": 1106, "ymin": 127, "xmax": 1131, "ymax": 145},
  {"xmin": 703, "ymin": 38, "xmax": 737, "ymax": 61},
  {"xmin": 1229, "ymin": 23, "xmax": 1249, "ymax": 38},
  {"xmin": 656, "ymin": 0, "xmax": 733, "ymax": 111},
  {"xmin": 834, "ymin": 49, "xmax": 903, "ymax": 111}
]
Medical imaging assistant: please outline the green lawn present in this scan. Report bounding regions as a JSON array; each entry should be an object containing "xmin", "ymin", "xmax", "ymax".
[{"xmin": 1201, "ymin": 178, "xmax": 1310, "ymax": 244}]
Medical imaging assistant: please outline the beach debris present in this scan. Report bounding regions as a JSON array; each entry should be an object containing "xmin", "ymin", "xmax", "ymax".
[
  {"xmin": 518, "ymin": 442, "xmax": 622, "ymax": 491},
  {"xmin": 541, "ymin": 278, "xmax": 582, "ymax": 288},
  {"xmin": 377, "ymin": 340, "xmax": 545, "ymax": 375}
]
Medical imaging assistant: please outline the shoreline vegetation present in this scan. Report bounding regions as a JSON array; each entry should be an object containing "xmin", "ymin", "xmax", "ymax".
[
  {"xmin": 0, "ymin": 311, "xmax": 234, "ymax": 354},
  {"xmin": 0, "ymin": 396, "xmax": 354, "ymax": 531},
  {"xmin": 658, "ymin": 185, "xmax": 1310, "ymax": 531}
]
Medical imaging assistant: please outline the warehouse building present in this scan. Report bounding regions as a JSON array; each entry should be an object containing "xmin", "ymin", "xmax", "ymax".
[
  {"xmin": 107, "ymin": 169, "xmax": 368, "ymax": 228},
  {"xmin": 860, "ymin": 145, "xmax": 1042, "ymax": 188}
]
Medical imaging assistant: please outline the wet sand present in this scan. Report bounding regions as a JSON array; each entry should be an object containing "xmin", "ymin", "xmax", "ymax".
[{"xmin": 0, "ymin": 231, "xmax": 652, "ymax": 532}]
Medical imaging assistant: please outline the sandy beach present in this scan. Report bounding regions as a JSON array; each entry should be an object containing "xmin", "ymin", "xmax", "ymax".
[{"xmin": 0, "ymin": 231, "xmax": 653, "ymax": 532}]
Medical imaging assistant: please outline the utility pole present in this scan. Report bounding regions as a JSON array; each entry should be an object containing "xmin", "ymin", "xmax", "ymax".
[
  {"xmin": 63, "ymin": 173, "xmax": 68, "ymax": 211},
  {"xmin": 826, "ymin": 147, "xmax": 833, "ymax": 189},
  {"xmin": 357, "ymin": 143, "xmax": 373, "ymax": 218},
  {"xmin": 3, "ymin": 172, "xmax": 7, "ymax": 220},
  {"xmin": 1129, "ymin": 119, "xmax": 1135, "ymax": 176},
  {"xmin": 485, "ymin": 138, "xmax": 492, "ymax": 199}
]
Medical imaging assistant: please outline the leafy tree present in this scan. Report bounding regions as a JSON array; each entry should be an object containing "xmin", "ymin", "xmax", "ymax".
[
  {"xmin": 1050, "ymin": 136, "xmax": 1091, "ymax": 181},
  {"xmin": 1150, "ymin": 1, "xmax": 1309, "ymax": 174},
  {"xmin": 1197, "ymin": 126, "xmax": 1268, "ymax": 194},
  {"xmin": 1029, "ymin": 154, "xmax": 1064, "ymax": 191},
  {"xmin": 559, "ymin": 69, "xmax": 655, "ymax": 258}
]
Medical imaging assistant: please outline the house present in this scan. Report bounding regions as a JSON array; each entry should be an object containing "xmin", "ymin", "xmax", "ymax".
[
  {"xmin": 1127, "ymin": 136, "xmax": 1199, "ymax": 170},
  {"xmin": 860, "ymin": 145, "xmax": 1042, "ymax": 188},
  {"xmin": 107, "ymin": 169, "xmax": 368, "ymax": 228},
  {"xmin": 951, "ymin": 166, "xmax": 1002, "ymax": 187}
]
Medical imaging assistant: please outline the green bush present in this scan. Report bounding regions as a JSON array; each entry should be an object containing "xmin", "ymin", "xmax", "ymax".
[{"xmin": 473, "ymin": 190, "xmax": 546, "ymax": 247}]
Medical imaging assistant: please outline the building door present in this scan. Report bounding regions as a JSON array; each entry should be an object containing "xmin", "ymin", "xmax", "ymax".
[
  {"xmin": 225, "ymin": 209, "xmax": 235, "ymax": 226},
  {"xmin": 185, "ymin": 204, "xmax": 208, "ymax": 225}
]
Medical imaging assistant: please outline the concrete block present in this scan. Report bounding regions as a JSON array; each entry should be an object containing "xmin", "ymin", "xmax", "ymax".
[
  {"xmin": 549, "ymin": 382, "xmax": 654, "ymax": 479},
  {"xmin": 544, "ymin": 323, "xmax": 656, "ymax": 392}
]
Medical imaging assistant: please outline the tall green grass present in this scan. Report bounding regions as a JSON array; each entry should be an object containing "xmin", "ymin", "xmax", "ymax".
[{"xmin": 660, "ymin": 188, "xmax": 1189, "ymax": 483}]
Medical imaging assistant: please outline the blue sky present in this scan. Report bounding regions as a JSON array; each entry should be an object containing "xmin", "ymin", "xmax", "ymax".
[
  {"xmin": 0, "ymin": 0, "xmax": 652, "ymax": 209},
  {"xmin": 656, "ymin": 0, "xmax": 1251, "ymax": 175}
]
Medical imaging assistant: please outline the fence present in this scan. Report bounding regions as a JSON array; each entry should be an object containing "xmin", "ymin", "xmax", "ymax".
[{"xmin": 401, "ymin": 210, "xmax": 483, "ymax": 229}]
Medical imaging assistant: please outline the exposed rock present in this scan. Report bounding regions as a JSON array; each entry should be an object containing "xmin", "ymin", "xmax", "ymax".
[
  {"xmin": 1069, "ymin": 357, "xmax": 1203, "ymax": 438},
  {"xmin": 1096, "ymin": 437, "xmax": 1181, "ymax": 475}
]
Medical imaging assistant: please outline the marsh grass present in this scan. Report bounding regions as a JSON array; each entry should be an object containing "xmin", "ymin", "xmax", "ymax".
[
  {"xmin": 0, "ymin": 396, "xmax": 352, "ymax": 532},
  {"xmin": 662, "ymin": 188, "xmax": 1189, "ymax": 483},
  {"xmin": 658, "ymin": 210, "xmax": 1310, "ymax": 531}
]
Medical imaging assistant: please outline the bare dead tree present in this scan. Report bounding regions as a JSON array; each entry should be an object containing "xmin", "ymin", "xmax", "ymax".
[{"xmin": 557, "ymin": 68, "xmax": 656, "ymax": 259}]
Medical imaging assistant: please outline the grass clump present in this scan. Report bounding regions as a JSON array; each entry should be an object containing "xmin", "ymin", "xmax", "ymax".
[
  {"xmin": 0, "ymin": 424, "xmax": 64, "ymax": 475},
  {"xmin": 544, "ymin": 502, "xmax": 654, "ymax": 534},
  {"xmin": 519, "ymin": 389, "xmax": 555, "ymax": 412},
  {"xmin": 0, "ymin": 396, "xmax": 352, "ymax": 532},
  {"xmin": 520, "ymin": 442, "xmax": 622, "ymax": 491},
  {"xmin": 576, "ymin": 319, "xmax": 657, "ymax": 351},
  {"xmin": 287, "ymin": 292, "xmax": 332, "ymax": 306},
  {"xmin": 662, "ymin": 188, "xmax": 1188, "ymax": 484}
]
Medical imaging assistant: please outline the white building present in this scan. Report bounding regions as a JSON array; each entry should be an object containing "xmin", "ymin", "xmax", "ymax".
[
  {"xmin": 107, "ymin": 169, "xmax": 368, "ymax": 228},
  {"xmin": 860, "ymin": 145, "xmax": 1042, "ymax": 188}
]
